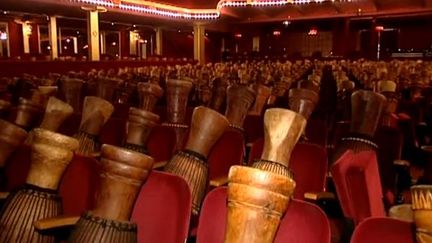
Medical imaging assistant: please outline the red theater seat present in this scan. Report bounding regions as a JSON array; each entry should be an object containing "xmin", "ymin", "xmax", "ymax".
[
  {"xmin": 196, "ymin": 187, "xmax": 331, "ymax": 243},
  {"xmin": 248, "ymin": 140, "xmax": 328, "ymax": 200},
  {"xmin": 147, "ymin": 125, "xmax": 177, "ymax": 162},
  {"xmin": 350, "ymin": 217, "xmax": 414, "ymax": 243},
  {"xmin": 4, "ymin": 144, "xmax": 32, "ymax": 191},
  {"xmin": 208, "ymin": 129, "xmax": 245, "ymax": 182},
  {"xmin": 59, "ymin": 155, "xmax": 100, "ymax": 216},
  {"xmin": 331, "ymin": 150, "xmax": 386, "ymax": 225},
  {"xmin": 132, "ymin": 171, "xmax": 192, "ymax": 243}
]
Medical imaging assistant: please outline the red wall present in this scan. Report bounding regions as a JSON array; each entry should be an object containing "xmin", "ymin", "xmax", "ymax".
[
  {"xmin": 8, "ymin": 21, "xmax": 23, "ymax": 58},
  {"xmin": 162, "ymin": 30, "xmax": 193, "ymax": 59},
  {"xmin": 29, "ymin": 23, "xmax": 40, "ymax": 55}
]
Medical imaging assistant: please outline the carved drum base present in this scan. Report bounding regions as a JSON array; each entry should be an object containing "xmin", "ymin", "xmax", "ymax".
[
  {"xmin": 0, "ymin": 185, "xmax": 61, "ymax": 243},
  {"xmin": 164, "ymin": 150, "xmax": 208, "ymax": 215},
  {"xmin": 69, "ymin": 212, "xmax": 137, "ymax": 243}
]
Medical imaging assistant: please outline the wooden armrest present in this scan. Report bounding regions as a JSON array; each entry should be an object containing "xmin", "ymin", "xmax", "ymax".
[
  {"xmin": 394, "ymin": 159, "xmax": 410, "ymax": 167},
  {"xmin": 0, "ymin": 192, "xmax": 10, "ymax": 200},
  {"xmin": 246, "ymin": 143, "xmax": 253, "ymax": 148},
  {"xmin": 34, "ymin": 215, "xmax": 80, "ymax": 231},
  {"xmin": 209, "ymin": 176, "xmax": 228, "ymax": 187},
  {"xmin": 152, "ymin": 161, "xmax": 168, "ymax": 170},
  {"xmin": 304, "ymin": 191, "xmax": 336, "ymax": 201}
]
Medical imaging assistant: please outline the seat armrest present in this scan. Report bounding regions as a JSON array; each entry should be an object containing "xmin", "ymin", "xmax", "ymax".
[
  {"xmin": 0, "ymin": 192, "xmax": 10, "ymax": 200},
  {"xmin": 152, "ymin": 161, "xmax": 168, "ymax": 170},
  {"xmin": 394, "ymin": 159, "xmax": 410, "ymax": 167},
  {"xmin": 209, "ymin": 176, "xmax": 228, "ymax": 187},
  {"xmin": 34, "ymin": 215, "xmax": 80, "ymax": 231},
  {"xmin": 304, "ymin": 191, "xmax": 336, "ymax": 201}
]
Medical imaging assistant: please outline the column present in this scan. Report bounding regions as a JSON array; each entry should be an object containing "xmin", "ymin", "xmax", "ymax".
[
  {"xmin": 83, "ymin": 6, "xmax": 106, "ymax": 61},
  {"xmin": 120, "ymin": 29, "xmax": 130, "ymax": 58},
  {"xmin": 129, "ymin": 31, "xmax": 137, "ymax": 56},
  {"xmin": 100, "ymin": 32, "xmax": 106, "ymax": 54},
  {"xmin": 73, "ymin": 37, "xmax": 78, "ymax": 54},
  {"xmin": 29, "ymin": 23, "xmax": 40, "ymax": 55},
  {"xmin": 193, "ymin": 24, "xmax": 205, "ymax": 64},
  {"xmin": 22, "ymin": 23, "xmax": 30, "ymax": 54},
  {"xmin": 155, "ymin": 27, "xmax": 162, "ymax": 56},
  {"xmin": 48, "ymin": 16, "xmax": 58, "ymax": 59},
  {"xmin": 252, "ymin": 36, "xmax": 260, "ymax": 52}
]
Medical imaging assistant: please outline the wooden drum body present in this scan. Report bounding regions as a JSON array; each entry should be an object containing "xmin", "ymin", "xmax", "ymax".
[
  {"xmin": 69, "ymin": 144, "xmax": 154, "ymax": 243},
  {"xmin": 252, "ymin": 108, "xmax": 306, "ymax": 177},
  {"xmin": 96, "ymin": 77, "xmax": 123, "ymax": 103},
  {"xmin": 164, "ymin": 79, "xmax": 193, "ymax": 150},
  {"xmin": 25, "ymin": 97, "xmax": 74, "ymax": 145},
  {"xmin": 74, "ymin": 96, "xmax": 114, "ymax": 156},
  {"xmin": 411, "ymin": 185, "xmax": 432, "ymax": 243},
  {"xmin": 59, "ymin": 78, "xmax": 84, "ymax": 112},
  {"xmin": 137, "ymin": 82, "xmax": 163, "ymax": 112},
  {"xmin": 249, "ymin": 84, "xmax": 272, "ymax": 116},
  {"xmin": 225, "ymin": 84, "xmax": 256, "ymax": 131},
  {"xmin": 224, "ymin": 166, "xmax": 295, "ymax": 243},
  {"xmin": 14, "ymin": 97, "xmax": 44, "ymax": 130},
  {"xmin": 209, "ymin": 78, "xmax": 227, "ymax": 111},
  {"xmin": 288, "ymin": 88, "xmax": 319, "ymax": 121},
  {"xmin": 164, "ymin": 106, "xmax": 228, "ymax": 215},
  {"xmin": 124, "ymin": 107, "xmax": 159, "ymax": 154},
  {"xmin": 332, "ymin": 90, "xmax": 386, "ymax": 164},
  {"xmin": 0, "ymin": 129, "xmax": 78, "ymax": 243}
]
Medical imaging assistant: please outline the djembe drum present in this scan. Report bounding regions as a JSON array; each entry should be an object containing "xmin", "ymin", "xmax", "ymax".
[
  {"xmin": 14, "ymin": 97, "xmax": 44, "ymax": 130},
  {"xmin": 0, "ymin": 129, "xmax": 78, "ymax": 243},
  {"xmin": 137, "ymin": 82, "xmax": 164, "ymax": 111},
  {"xmin": 124, "ymin": 107, "xmax": 159, "ymax": 154},
  {"xmin": 288, "ymin": 88, "xmax": 319, "ymax": 141},
  {"xmin": 411, "ymin": 185, "xmax": 432, "ymax": 243},
  {"xmin": 59, "ymin": 78, "xmax": 84, "ymax": 112},
  {"xmin": 252, "ymin": 108, "xmax": 306, "ymax": 177},
  {"xmin": 73, "ymin": 96, "xmax": 114, "ymax": 156},
  {"xmin": 25, "ymin": 97, "xmax": 74, "ymax": 144},
  {"xmin": 249, "ymin": 84, "xmax": 272, "ymax": 116},
  {"xmin": 378, "ymin": 81, "xmax": 399, "ymax": 127},
  {"xmin": 163, "ymin": 79, "xmax": 193, "ymax": 150},
  {"xmin": 331, "ymin": 90, "xmax": 386, "ymax": 164},
  {"xmin": 225, "ymin": 84, "xmax": 255, "ymax": 132},
  {"xmin": 164, "ymin": 106, "xmax": 229, "ymax": 215},
  {"xmin": 68, "ymin": 144, "xmax": 154, "ymax": 243},
  {"xmin": 197, "ymin": 85, "xmax": 212, "ymax": 107},
  {"xmin": 224, "ymin": 165, "xmax": 295, "ymax": 243},
  {"xmin": 288, "ymin": 88, "xmax": 319, "ymax": 120},
  {"xmin": 209, "ymin": 78, "xmax": 227, "ymax": 112},
  {"xmin": 96, "ymin": 77, "xmax": 123, "ymax": 103}
]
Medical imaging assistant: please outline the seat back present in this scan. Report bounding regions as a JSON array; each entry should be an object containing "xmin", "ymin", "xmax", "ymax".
[
  {"xmin": 290, "ymin": 143, "xmax": 328, "ymax": 199},
  {"xmin": 332, "ymin": 150, "xmax": 386, "ymax": 224},
  {"xmin": 59, "ymin": 155, "xmax": 100, "ymax": 216},
  {"xmin": 132, "ymin": 171, "xmax": 192, "ymax": 243},
  {"xmin": 4, "ymin": 144, "xmax": 31, "ymax": 191},
  {"xmin": 248, "ymin": 140, "xmax": 328, "ymax": 200},
  {"xmin": 196, "ymin": 187, "xmax": 331, "ymax": 243},
  {"xmin": 305, "ymin": 118, "xmax": 328, "ymax": 148},
  {"xmin": 374, "ymin": 126, "xmax": 403, "ymax": 200},
  {"xmin": 147, "ymin": 125, "xmax": 176, "ymax": 162},
  {"xmin": 248, "ymin": 137, "xmax": 263, "ymax": 165},
  {"xmin": 350, "ymin": 217, "xmax": 414, "ymax": 243},
  {"xmin": 208, "ymin": 129, "xmax": 245, "ymax": 181},
  {"xmin": 330, "ymin": 150, "xmax": 355, "ymax": 218}
]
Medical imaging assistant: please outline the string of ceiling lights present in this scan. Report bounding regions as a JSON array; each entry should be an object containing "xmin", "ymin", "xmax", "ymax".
[{"xmin": 71, "ymin": 0, "xmax": 352, "ymax": 20}]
